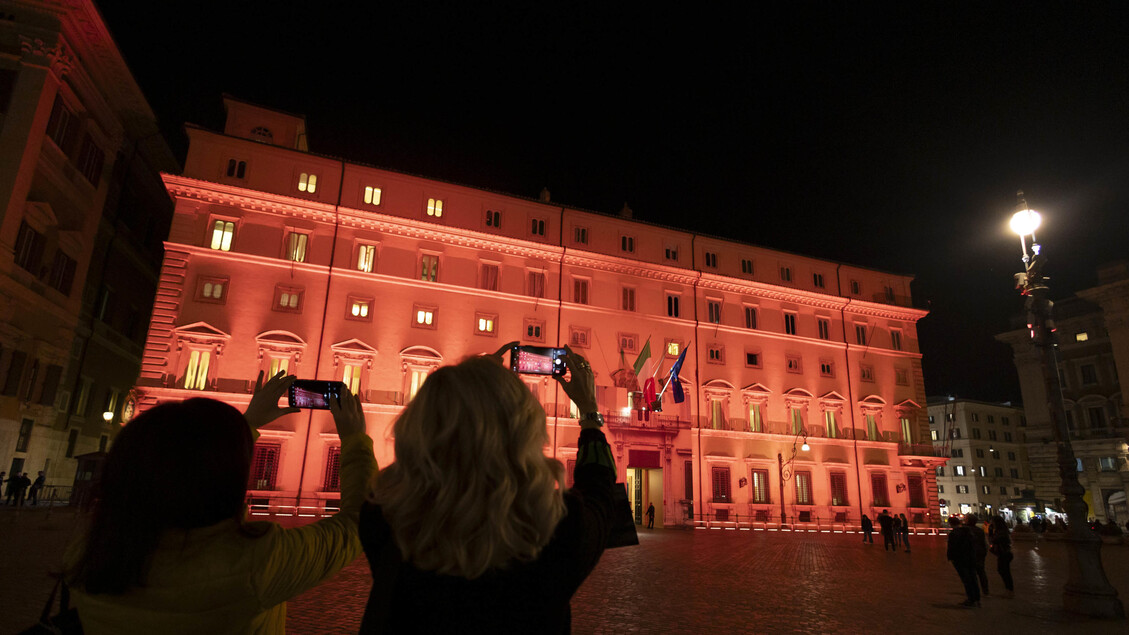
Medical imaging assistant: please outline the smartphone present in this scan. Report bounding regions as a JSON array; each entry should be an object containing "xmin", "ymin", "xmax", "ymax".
[
  {"xmin": 510, "ymin": 345, "xmax": 567, "ymax": 376},
  {"xmin": 288, "ymin": 380, "xmax": 344, "ymax": 409}
]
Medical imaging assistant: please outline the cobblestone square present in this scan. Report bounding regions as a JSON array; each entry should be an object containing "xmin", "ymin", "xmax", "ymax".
[{"xmin": 3, "ymin": 509, "xmax": 1128, "ymax": 634}]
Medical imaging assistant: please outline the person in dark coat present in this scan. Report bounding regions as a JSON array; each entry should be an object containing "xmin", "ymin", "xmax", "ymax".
[
  {"xmin": 645, "ymin": 503, "xmax": 655, "ymax": 529},
  {"xmin": 28, "ymin": 471, "xmax": 46, "ymax": 506},
  {"xmin": 966, "ymin": 513, "xmax": 989, "ymax": 596},
  {"xmin": 860, "ymin": 514, "xmax": 874, "ymax": 544},
  {"xmin": 900, "ymin": 513, "xmax": 911, "ymax": 552},
  {"xmin": 14, "ymin": 473, "xmax": 31, "ymax": 507},
  {"xmin": 878, "ymin": 510, "xmax": 896, "ymax": 551},
  {"xmin": 989, "ymin": 516, "xmax": 1014, "ymax": 597},
  {"xmin": 947, "ymin": 516, "xmax": 979, "ymax": 607},
  {"xmin": 3, "ymin": 472, "xmax": 16, "ymax": 505}
]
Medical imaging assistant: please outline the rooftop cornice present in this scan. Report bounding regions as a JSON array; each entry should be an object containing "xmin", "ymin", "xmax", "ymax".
[
  {"xmin": 164, "ymin": 174, "xmax": 339, "ymax": 222},
  {"xmin": 562, "ymin": 251, "xmax": 700, "ymax": 285},
  {"xmin": 699, "ymin": 274, "xmax": 848, "ymax": 309},
  {"xmin": 842, "ymin": 298, "xmax": 929, "ymax": 322}
]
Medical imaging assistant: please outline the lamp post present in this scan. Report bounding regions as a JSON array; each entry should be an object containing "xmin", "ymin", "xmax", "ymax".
[
  {"xmin": 1008, "ymin": 192, "xmax": 1123, "ymax": 617},
  {"xmin": 777, "ymin": 431, "xmax": 810, "ymax": 527}
]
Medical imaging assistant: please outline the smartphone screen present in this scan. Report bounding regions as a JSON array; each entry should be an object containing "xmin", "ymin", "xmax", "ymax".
[
  {"xmin": 511, "ymin": 345, "xmax": 567, "ymax": 376},
  {"xmin": 288, "ymin": 380, "xmax": 344, "ymax": 409}
]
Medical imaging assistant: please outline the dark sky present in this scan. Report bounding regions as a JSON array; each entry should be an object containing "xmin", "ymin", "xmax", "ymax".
[{"xmin": 96, "ymin": 2, "xmax": 1129, "ymax": 404}]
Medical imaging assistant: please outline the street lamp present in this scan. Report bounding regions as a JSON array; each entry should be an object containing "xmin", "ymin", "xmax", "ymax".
[
  {"xmin": 102, "ymin": 411, "xmax": 114, "ymax": 423},
  {"xmin": 1008, "ymin": 191, "xmax": 1123, "ymax": 617},
  {"xmin": 777, "ymin": 429, "xmax": 810, "ymax": 527}
]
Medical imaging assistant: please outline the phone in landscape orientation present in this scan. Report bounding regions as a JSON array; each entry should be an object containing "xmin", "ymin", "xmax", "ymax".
[
  {"xmin": 510, "ymin": 345, "xmax": 568, "ymax": 376},
  {"xmin": 288, "ymin": 380, "xmax": 345, "ymax": 410}
]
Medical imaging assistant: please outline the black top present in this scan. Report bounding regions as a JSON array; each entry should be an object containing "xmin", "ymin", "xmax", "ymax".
[
  {"xmin": 947, "ymin": 526, "xmax": 975, "ymax": 566},
  {"xmin": 359, "ymin": 427, "xmax": 616, "ymax": 634}
]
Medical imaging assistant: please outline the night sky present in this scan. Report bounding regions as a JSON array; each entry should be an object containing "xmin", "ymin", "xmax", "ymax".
[{"xmin": 95, "ymin": 2, "xmax": 1129, "ymax": 404}]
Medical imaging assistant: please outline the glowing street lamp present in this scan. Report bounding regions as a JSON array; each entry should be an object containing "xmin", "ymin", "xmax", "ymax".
[
  {"xmin": 102, "ymin": 411, "xmax": 114, "ymax": 423},
  {"xmin": 1008, "ymin": 191, "xmax": 1123, "ymax": 617}
]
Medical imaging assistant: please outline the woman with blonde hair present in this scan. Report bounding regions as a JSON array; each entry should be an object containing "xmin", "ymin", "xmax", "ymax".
[{"xmin": 359, "ymin": 345, "xmax": 616, "ymax": 633}]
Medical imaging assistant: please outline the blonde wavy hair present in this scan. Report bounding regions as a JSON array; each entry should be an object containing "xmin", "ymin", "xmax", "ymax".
[{"xmin": 369, "ymin": 356, "xmax": 566, "ymax": 579}]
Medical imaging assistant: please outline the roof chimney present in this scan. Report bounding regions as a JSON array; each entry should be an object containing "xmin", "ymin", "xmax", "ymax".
[
  {"xmin": 619, "ymin": 202, "xmax": 633, "ymax": 219},
  {"xmin": 539, "ymin": 187, "xmax": 551, "ymax": 202}
]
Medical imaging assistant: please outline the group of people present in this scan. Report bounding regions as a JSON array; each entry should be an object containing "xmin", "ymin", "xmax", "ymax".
[
  {"xmin": 946, "ymin": 513, "xmax": 1014, "ymax": 607},
  {"xmin": 3, "ymin": 470, "xmax": 45, "ymax": 506},
  {"xmin": 859, "ymin": 510, "xmax": 911, "ymax": 552},
  {"xmin": 61, "ymin": 344, "xmax": 616, "ymax": 634}
]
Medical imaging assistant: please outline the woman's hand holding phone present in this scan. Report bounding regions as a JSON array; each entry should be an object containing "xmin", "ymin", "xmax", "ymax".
[
  {"xmin": 244, "ymin": 370, "xmax": 300, "ymax": 429},
  {"xmin": 555, "ymin": 346, "xmax": 597, "ymax": 415},
  {"xmin": 329, "ymin": 386, "xmax": 366, "ymax": 438}
]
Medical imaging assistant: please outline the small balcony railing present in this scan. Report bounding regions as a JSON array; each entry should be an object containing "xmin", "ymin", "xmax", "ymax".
[{"xmin": 898, "ymin": 442, "xmax": 944, "ymax": 457}]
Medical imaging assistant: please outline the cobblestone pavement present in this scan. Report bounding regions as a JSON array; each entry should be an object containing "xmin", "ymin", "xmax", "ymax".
[{"xmin": 4, "ymin": 508, "xmax": 1129, "ymax": 634}]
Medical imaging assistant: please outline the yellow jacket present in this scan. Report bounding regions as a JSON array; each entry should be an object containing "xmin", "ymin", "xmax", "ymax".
[{"xmin": 67, "ymin": 432, "xmax": 376, "ymax": 634}]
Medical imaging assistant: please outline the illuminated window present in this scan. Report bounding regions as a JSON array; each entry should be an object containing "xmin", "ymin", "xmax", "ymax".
[
  {"xmin": 784, "ymin": 313, "xmax": 796, "ymax": 335},
  {"xmin": 573, "ymin": 279, "xmax": 589, "ymax": 305},
  {"xmin": 860, "ymin": 365, "xmax": 874, "ymax": 382},
  {"xmin": 420, "ymin": 254, "xmax": 439, "ymax": 282},
  {"xmin": 666, "ymin": 294, "xmax": 680, "ymax": 318},
  {"xmin": 530, "ymin": 218, "xmax": 546, "ymax": 236},
  {"xmin": 357, "ymin": 244, "xmax": 376, "ymax": 272},
  {"xmin": 286, "ymin": 232, "xmax": 308, "ymax": 262},
  {"xmin": 569, "ymin": 327, "xmax": 590, "ymax": 348},
  {"xmin": 480, "ymin": 263, "xmax": 500, "ymax": 291},
  {"xmin": 226, "ymin": 159, "xmax": 247, "ymax": 178},
  {"xmin": 666, "ymin": 340, "xmax": 681, "ymax": 357},
  {"xmin": 574, "ymin": 227, "xmax": 588, "ymax": 244},
  {"xmin": 298, "ymin": 172, "xmax": 318, "ymax": 193},
  {"xmin": 364, "ymin": 186, "xmax": 382, "ymax": 206},
  {"xmin": 891, "ymin": 330, "xmax": 903, "ymax": 350},
  {"xmin": 866, "ymin": 414, "xmax": 879, "ymax": 441},
  {"xmin": 745, "ymin": 306, "xmax": 757, "ymax": 329},
  {"xmin": 817, "ymin": 318, "xmax": 830, "ymax": 340},
  {"xmin": 751, "ymin": 469, "xmax": 769, "ymax": 503},
  {"xmin": 426, "ymin": 198, "xmax": 444, "ymax": 217},
  {"xmin": 1075, "ymin": 331, "xmax": 1089, "ymax": 342},
  {"xmin": 825, "ymin": 410, "xmax": 838, "ymax": 438},
  {"xmin": 184, "ymin": 350, "xmax": 210, "ymax": 390},
  {"xmin": 485, "ymin": 210, "xmax": 502, "ymax": 228},
  {"xmin": 268, "ymin": 356, "xmax": 289, "ymax": 377},
  {"xmin": 709, "ymin": 398, "xmax": 724, "ymax": 429},
  {"xmin": 812, "ymin": 273, "xmax": 825, "ymax": 288},
  {"xmin": 274, "ymin": 286, "xmax": 302, "ymax": 312},
  {"xmin": 527, "ymin": 270, "xmax": 546, "ymax": 298},
  {"xmin": 707, "ymin": 300, "xmax": 721, "ymax": 324},
  {"xmin": 524, "ymin": 318, "xmax": 545, "ymax": 342},
  {"xmin": 407, "ymin": 369, "xmax": 430, "ymax": 401},
  {"xmin": 748, "ymin": 403, "xmax": 762, "ymax": 432},
  {"xmin": 413, "ymin": 305, "xmax": 437, "ymax": 329},
  {"xmin": 740, "ymin": 258, "xmax": 753, "ymax": 274},
  {"xmin": 901, "ymin": 417, "xmax": 913, "ymax": 443},
  {"xmin": 209, "ymin": 220, "xmax": 235, "ymax": 251},
  {"xmin": 197, "ymin": 276, "xmax": 227, "ymax": 303},
  {"xmin": 780, "ymin": 266, "xmax": 792, "ymax": 282},
  {"xmin": 707, "ymin": 344, "xmax": 724, "ymax": 364},
  {"xmin": 475, "ymin": 313, "xmax": 496, "ymax": 335},
  {"xmin": 621, "ymin": 235, "xmax": 635, "ymax": 253},
  {"xmin": 347, "ymin": 298, "xmax": 372, "ymax": 321},
  {"xmin": 342, "ymin": 363, "xmax": 362, "ymax": 394},
  {"xmin": 790, "ymin": 407, "xmax": 804, "ymax": 434},
  {"xmin": 622, "ymin": 287, "xmax": 636, "ymax": 311},
  {"xmin": 795, "ymin": 471, "xmax": 812, "ymax": 505}
]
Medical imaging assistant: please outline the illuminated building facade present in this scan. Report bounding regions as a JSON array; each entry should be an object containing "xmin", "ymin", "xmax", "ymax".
[
  {"xmin": 136, "ymin": 97, "xmax": 944, "ymax": 527},
  {"xmin": 0, "ymin": 0, "xmax": 175, "ymax": 487},
  {"xmin": 998, "ymin": 263, "xmax": 1129, "ymax": 523}
]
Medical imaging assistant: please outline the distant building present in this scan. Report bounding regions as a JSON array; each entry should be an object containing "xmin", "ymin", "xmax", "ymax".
[
  {"xmin": 997, "ymin": 263, "xmax": 1129, "ymax": 523},
  {"xmin": 927, "ymin": 398, "xmax": 1033, "ymax": 522},
  {"xmin": 134, "ymin": 96, "xmax": 945, "ymax": 528},
  {"xmin": 0, "ymin": 0, "xmax": 175, "ymax": 488}
]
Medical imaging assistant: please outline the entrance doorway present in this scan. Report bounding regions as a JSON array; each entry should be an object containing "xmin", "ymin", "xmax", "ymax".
[{"xmin": 627, "ymin": 467, "xmax": 663, "ymax": 527}]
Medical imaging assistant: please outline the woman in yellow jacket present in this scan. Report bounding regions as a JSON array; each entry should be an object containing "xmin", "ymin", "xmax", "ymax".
[{"xmin": 64, "ymin": 372, "xmax": 375, "ymax": 634}]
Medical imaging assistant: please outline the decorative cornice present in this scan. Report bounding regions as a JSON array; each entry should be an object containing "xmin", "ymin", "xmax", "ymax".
[
  {"xmin": 19, "ymin": 35, "xmax": 72, "ymax": 77},
  {"xmin": 164, "ymin": 174, "xmax": 339, "ymax": 224},
  {"xmin": 563, "ymin": 251, "xmax": 700, "ymax": 285}
]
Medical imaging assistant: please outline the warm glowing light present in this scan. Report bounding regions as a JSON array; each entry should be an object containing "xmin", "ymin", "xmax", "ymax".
[
  {"xmin": 416, "ymin": 310, "xmax": 433, "ymax": 325},
  {"xmin": 478, "ymin": 317, "xmax": 494, "ymax": 332},
  {"xmin": 801, "ymin": 442, "xmax": 810, "ymax": 452},
  {"xmin": 210, "ymin": 220, "xmax": 234, "ymax": 251},
  {"xmin": 102, "ymin": 411, "xmax": 113, "ymax": 422},
  {"xmin": 364, "ymin": 186, "xmax": 382, "ymax": 205},
  {"xmin": 1075, "ymin": 332, "xmax": 1089, "ymax": 342},
  {"xmin": 1009, "ymin": 208, "xmax": 1041, "ymax": 237},
  {"xmin": 427, "ymin": 198, "xmax": 444, "ymax": 217},
  {"xmin": 352, "ymin": 301, "xmax": 369, "ymax": 317},
  {"xmin": 667, "ymin": 341, "xmax": 680, "ymax": 356}
]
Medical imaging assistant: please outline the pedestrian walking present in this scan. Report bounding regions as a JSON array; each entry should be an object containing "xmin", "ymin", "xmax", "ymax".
[
  {"xmin": 878, "ymin": 510, "xmax": 896, "ymax": 551},
  {"xmin": 861, "ymin": 514, "xmax": 874, "ymax": 544},
  {"xmin": 966, "ymin": 513, "xmax": 989, "ymax": 596},
  {"xmin": 900, "ymin": 513, "xmax": 911, "ymax": 552},
  {"xmin": 29, "ymin": 471, "xmax": 45, "ymax": 506},
  {"xmin": 645, "ymin": 502, "xmax": 655, "ymax": 529},
  {"xmin": 990, "ymin": 516, "xmax": 1014, "ymax": 597},
  {"xmin": 947, "ymin": 516, "xmax": 980, "ymax": 607}
]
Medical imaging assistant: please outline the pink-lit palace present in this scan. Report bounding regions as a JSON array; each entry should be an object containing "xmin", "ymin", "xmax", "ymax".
[{"xmin": 134, "ymin": 97, "xmax": 945, "ymax": 528}]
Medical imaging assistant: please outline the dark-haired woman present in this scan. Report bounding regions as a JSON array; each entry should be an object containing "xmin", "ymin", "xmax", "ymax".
[{"xmin": 64, "ymin": 372, "xmax": 375, "ymax": 634}]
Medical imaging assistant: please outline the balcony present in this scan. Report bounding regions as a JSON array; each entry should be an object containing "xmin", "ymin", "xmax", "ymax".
[
  {"xmin": 898, "ymin": 442, "xmax": 945, "ymax": 457},
  {"xmin": 604, "ymin": 412, "xmax": 690, "ymax": 430}
]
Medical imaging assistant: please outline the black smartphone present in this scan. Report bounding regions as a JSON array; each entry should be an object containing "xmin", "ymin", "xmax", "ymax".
[
  {"xmin": 288, "ymin": 380, "xmax": 344, "ymax": 409},
  {"xmin": 510, "ymin": 345, "xmax": 567, "ymax": 376}
]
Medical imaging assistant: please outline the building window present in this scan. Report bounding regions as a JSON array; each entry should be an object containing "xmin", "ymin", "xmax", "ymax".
[
  {"xmin": 15, "ymin": 418, "xmax": 33, "ymax": 453},
  {"xmin": 297, "ymin": 172, "xmax": 318, "ymax": 193},
  {"xmin": 45, "ymin": 95, "xmax": 75, "ymax": 150},
  {"xmin": 951, "ymin": 449, "xmax": 964, "ymax": 458},
  {"xmin": 745, "ymin": 352, "xmax": 761, "ymax": 368},
  {"xmin": 955, "ymin": 465, "xmax": 966, "ymax": 476},
  {"xmin": 364, "ymin": 186, "xmax": 382, "ymax": 206},
  {"xmin": 707, "ymin": 300, "xmax": 721, "ymax": 324},
  {"xmin": 621, "ymin": 236, "xmax": 635, "ymax": 253},
  {"xmin": 76, "ymin": 134, "xmax": 104, "ymax": 184},
  {"xmin": 267, "ymin": 356, "xmax": 290, "ymax": 377},
  {"xmin": 622, "ymin": 287, "xmax": 636, "ymax": 311},
  {"xmin": 1004, "ymin": 432, "xmax": 1012, "ymax": 442},
  {"xmin": 275, "ymin": 286, "xmax": 302, "ymax": 312},
  {"xmin": 825, "ymin": 410, "xmax": 838, "ymax": 438},
  {"xmin": 285, "ymin": 232, "xmax": 309, "ymax": 262},
  {"xmin": 226, "ymin": 159, "xmax": 247, "ymax": 178},
  {"xmin": 819, "ymin": 360, "xmax": 833, "ymax": 377},
  {"xmin": 860, "ymin": 365, "xmax": 874, "ymax": 382},
  {"xmin": 1002, "ymin": 416, "xmax": 1010, "ymax": 426},
  {"xmin": 530, "ymin": 218, "xmax": 546, "ymax": 236},
  {"xmin": 744, "ymin": 306, "xmax": 758, "ymax": 329},
  {"xmin": 855, "ymin": 325, "xmax": 867, "ymax": 346},
  {"xmin": 357, "ymin": 244, "xmax": 376, "ymax": 273},
  {"xmin": 666, "ymin": 294, "xmax": 680, "ymax": 318},
  {"xmin": 210, "ymin": 220, "xmax": 235, "ymax": 251},
  {"xmin": 884, "ymin": 286, "xmax": 895, "ymax": 302},
  {"xmin": 994, "ymin": 467, "xmax": 1004, "ymax": 477},
  {"xmin": 413, "ymin": 305, "xmax": 437, "ymax": 329},
  {"xmin": 475, "ymin": 313, "xmax": 497, "ymax": 335},
  {"xmin": 751, "ymin": 469, "xmax": 769, "ymax": 503},
  {"xmin": 850, "ymin": 280, "xmax": 861, "ymax": 295},
  {"xmin": 812, "ymin": 273, "xmax": 825, "ymax": 288},
  {"xmin": 1099, "ymin": 456, "xmax": 1117, "ymax": 472},
  {"xmin": 420, "ymin": 254, "xmax": 439, "ymax": 282},
  {"xmin": 524, "ymin": 318, "xmax": 545, "ymax": 342},
  {"xmin": 1007, "ymin": 451, "xmax": 1016, "ymax": 461},
  {"xmin": 324, "ymin": 446, "xmax": 342, "ymax": 491},
  {"xmin": 65, "ymin": 429, "xmax": 79, "ymax": 458},
  {"xmin": 891, "ymin": 330, "xmax": 903, "ymax": 351},
  {"xmin": 573, "ymin": 279, "xmax": 589, "ymax": 305},
  {"xmin": 707, "ymin": 345, "xmax": 724, "ymax": 364},
  {"xmin": 784, "ymin": 313, "xmax": 797, "ymax": 335},
  {"xmin": 1080, "ymin": 364, "xmax": 1098, "ymax": 385},
  {"xmin": 988, "ymin": 430, "xmax": 997, "ymax": 441},
  {"xmin": 485, "ymin": 210, "xmax": 502, "ymax": 228},
  {"xmin": 14, "ymin": 221, "xmax": 46, "ymax": 273},
  {"xmin": 427, "ymin": 198, "xmax": 444, "ymax": 218},
  {"xmin": 574, "ymin": 226, "xmax": 588, "ymax": 244},
  {"xmin": 741, "ymin": 258, "xmax": 753, "ymax": 274},
  {"xmin": 976, "ymin": 449, "xmax": 985, "ymax": 458},
  {"xmin": 348, "ymin": 298, "xmax": 373, "ymax": 321},
  {"xmin": 938, "ymin": 485, "xmax": 945, "ymax": 494},
  {"xmin": 780, "ymin": 266, "xmax": 792, "ymax": 282},
  {"xmin": 901, "ymin": 417, "xmax": 913, "ymax": 443},
  {"xmin": 870, "ymin": 473, "xmax": 889, "ymax": 506},
  {"xmin": 866, "ymin": 414, "xmax": 879, "ymax": 441},
  {"xmin": 971, "ymin": 428, "xmax": 981, "ymax": 439},
  {"xmin": 981, "ymin": 485, "xmax": 991, "ymax": 495},
  {"xmin": 748, "ymin": 403, "xmax": 763, "ymax": 432},
  {"xmin": 618, "ymin": 333, "xmax": 637, "ymax": 353},
  {"xmin": 527, "ymin": 271, "xmax": 546, "ymax": 298},
  {"xmin": 184, "ymin": 350, "xmax": 211, "ymax": 390},
  {"xmin": 957, "ymin": 485, "xmax": 969, "ymax": 494},
  {"xmin": 704, "ymin": 251, "xmax": 718, "ymax": 268},
  {"xmin": 817, "ymin": 318, "xmax": 830, "ymax": 340},
  {"xmin": 666, "ymin": 340, "xmax": 681, "ymax": 357},
  {"xmin": 249, "ymin": 443, "xmax": 280, "ymax": 490},
  {"xmin": 569, "ymin": 327, "xmax": 591, "ymax": 348},
  {"xmin": 480, "ymin": 263, "xmax": 500, "ymax": 291},
  {"xmin": 830, "ymin": 472, "xmax": 848, "ymax": 506},
  {"xmin": 1075, "ymin": 331, "xmax": 1089, "ymax": 342},
  {"xmin": 895, "ymin": 368, "xmax": 909, "ymax": 386},
  {"xmin": 786, "ymin": 355, "xmax": 802, "ymax": 374},
  {"xmin": 711, "ymin": 466, "xmax": 731, "ymax": 502},
  {"xmin": 790, "ymin": 407, "xmax": 804, "ymax": 435},
  {"xmin": 795, "ymin": 471, "xmax": 812, "ymax": 505},
  {"xmin": 936, "ymin": 466, "xmax": 945, "ymax": 477},
  {"xmin": 664, "ymin": 246, "xmax": 678, "ymax": 261},
  {"xmin": 970, "ymin": 413, "xmax": 979, "ymax": 422}
]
